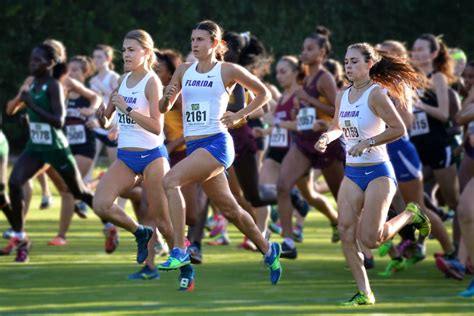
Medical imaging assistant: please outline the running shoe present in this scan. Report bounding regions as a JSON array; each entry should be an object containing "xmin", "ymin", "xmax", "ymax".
[
  {"xmin": 458, "ymin": 278, "xmax": 474, "ymax": 297},
  {"xmin": 406, "ymin": 242, "xmax": 426, "ymax": 266},
  {"xmin": 378, "ymin": 239, "xmax": 393, "ymax": 257},
  {"xmin": 39, "ymin": 195, "xmax": 53, "ymax": 210},
  {"xmin": 209, "ymin": 215, "xmax": 226, "ymax": 238},
  {"xmin": 280, "ymin": 240, "xmax": 297, "ymax": 259},
  {"xmin": 15, "ymin": 239, "xmax": 31, "ymax": 263},
  {"xmin": 159, "ymin": 247, "xmax": 191, "ymax": 270},
  {"xmin": 378, "ymin": 258, "xmax": 406, "ymax": 277},
  {"xmin": 341, "ymin": 291, "xmax": 375, "ymax": 306},
  {"xmin": 134, "ymin": 225, "xmax": 153, "ymax": 264},
  {"xmin": 104, "ymin": 225, "xmax": 119, "ymax": 254},
  {"xmin": 293, "ymin": 225, "xmax": 304, "ymax": 243},
  {"xmin": 396, "ymin": 239, "xmax": 415, "ymax": 258},
  {"xmin": 178, "ymin": 264, "xmax": 195, "ymax": 292},
  {"xmin": 207, "ymin": 232, "xmax": 230, "ymax": 246},
  {"xmin": 364, "ymin": 255, "xmax": 375, "ymax": 270},
  {"xmin": 270, "ymin": 205, "xmax": 279, "ymax": 223},
  {"xmin": 268, "ymin": 222, "xmax": 282, "ymax": 235},
  {"xmin": 0, "ymin": 236, "xmax": 23, "ymax": 255},
  {"xmin": 264, "ymin": 242, "xmax": 282, "ymax": 285},
  {"xmin": 239, "ymin": 237, "xmax": 257, "ymax": 251},
  {"xmin": 128, "ymin": 265, "xmax": 160, "ymax": 280},
  {"xmin": 188, "ymin": 244, "xmax": 203, "ymax": 264},
  {"xmin": 406, "ymin": 202, "xmax": 431, "ymax": 238},
  {"xmin": 290, "ymin": 188, "xmax": 310, "ymax": 217},
  {"xmin": 74, "ymin": 201, "xmax": 88, "ymax": 219},
  {"xmin": 331, "ymin": 224, "xmax": 340, "ymax": 243},
  {"xmin": 48, "ymin": 236, "xmax": 67, "ymax": 246},
  {"xmin": 2, "ymin": 228, "xmax": 14, "ymax": 240},
  {"xmin": 436, "ymin": 256, "xmax": 465, "ymax": 280}
]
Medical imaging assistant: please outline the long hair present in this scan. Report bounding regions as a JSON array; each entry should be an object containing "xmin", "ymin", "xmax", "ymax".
[
  {"xmin": 193, "ymin": 20, "xmax": 227, "ymax": 61},
  {"xmin": 348, "ymin": 43, "xmax": 423, "ymax": 108},
  {"xmin": 95, "ymin": 44, "xmax": 116, "ymax": 70},
  {"xmin": 418, "ymin": 34, "xmax": 455, "ymax": 83},
  {"xmin": 124, "ymin": 29, "xmax": 158, "ymax": 69}
]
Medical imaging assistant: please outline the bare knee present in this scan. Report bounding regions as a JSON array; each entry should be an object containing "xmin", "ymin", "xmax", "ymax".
[
  {"xmin": 93, "ymin": 196, "xmax": 114, "ymax": 218},
  {"xmin": 276, "ymin": 178, "xmax": 292, "ymax": 196},
  {"xmin": 163, "ymin": 173, "xmax": 181, "ymax": 194},
  {"xmin": 458, "ymin": 201, "xmax": 474, "ymax": 224},
  {"xmin": 338, "ymin": 222, "xmax": 356, "ymax": 245},
  {"xmin": 359, "ymin": 231, "xmax": 383, "ymax": 249},
  {"xmin": 219, "ymin": 200, "xmax": 240, "ymax": 222}
]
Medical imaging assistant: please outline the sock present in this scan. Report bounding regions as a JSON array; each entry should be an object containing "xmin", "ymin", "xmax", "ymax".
[
  {"xmin": 133, "ymin": 225, "xmax": 143, "ymax": 236},
  {"xmin": 104, "ymin": 222, "xmax": 115, "ymax": 230},
  {"xmin": 15, "ymin": 231, "xmax": 26, "ymax": 240},
  {"xmin": 178, "ymin": 247, "xmax": 187, "ymax": 256},
  {"xmin": 283, "ymin": 237, "xmax": 295, "ymax": 248},
  {"xmin": 265, "ymin": 242, "xmax": 272, "ymax": 257}
]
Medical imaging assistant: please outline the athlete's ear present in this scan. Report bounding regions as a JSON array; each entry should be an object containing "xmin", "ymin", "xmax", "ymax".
[
  {"xmin": 211, "ymin": 39, "xmax": 219, "ymax": 48},
  {"xmin": 367, "ymin": 59, "xmax": 374, "ymax": 70}
]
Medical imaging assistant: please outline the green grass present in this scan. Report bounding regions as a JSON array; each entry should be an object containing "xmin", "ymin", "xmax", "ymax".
[{"xmin": 0, "ymin": 190, "xmax": 473, "ymax": 315}]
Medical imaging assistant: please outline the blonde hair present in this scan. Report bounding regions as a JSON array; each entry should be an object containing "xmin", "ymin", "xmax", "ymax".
[{"xmin": 125, "ymin": 30, "xmax": 158, "ymax": 69}]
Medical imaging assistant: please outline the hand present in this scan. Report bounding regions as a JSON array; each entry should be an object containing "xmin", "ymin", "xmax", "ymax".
[
  {"xmin": 294, "ymin": 88, "xmax": 311, "ymax": 103},
  {"xmin": 313, "ymin": 119, "xmax": 329, "ymax": 132},
  {"xmin": 220, "ymin": 111, "xmax": 244, "ymax": 128},
  {"xmin": 164, "ymin": 83, "xmax": 178, "ymax": 100},
  {"xmin": 111, "ymin": 93, "xmax": 127, "ymax": 112},
  {"xmin": 85, "ymin": 119, "xmax": 100, "ymax": 129},
  {"xmin": 348, "ymin": 140, "xmax": 370, "ymax": 157},
  {"xmin": 19, "ymin": 91, "xmax": 32, "ymax": 105},
  {"xmin": 314, "ymin": 134, "xmax": 329, "ymax": 153},
  {"xmin": 107, "ymin": 125, "xmax": 118, "ymax": 141},
  {"xmin": 413, "ymin": 99, "xmax": 425, "ymax": 110},
  {"xmin": 95, "ymin": 103, "xmax": 107, "ymax": 128}
]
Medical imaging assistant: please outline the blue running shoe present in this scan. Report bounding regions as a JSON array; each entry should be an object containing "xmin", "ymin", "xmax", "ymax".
[
  {"xmin": 128, "ymin": 265, "xmax": 160, "ymax": 280},
  {"xmin": 459, "ymin": 278, "xmax": 474, "ymax": 297},
  {"xmin": 264, "ymin": 242, "xmax": 282, "ymax": 285},
  {"xmin": 134, "ymin": 225, "xmax": 153, "ymax": 264},
  {"xmin": 436, "ymin": 256, "xmax": 465, "ymax": 280},
  {"xmin": 159, "ymin": 247, "xmax": 191, "ymax": 270},
  {"xmin": 178, "ymin": 264, "xmax": 195, "ymax": 292},
  {"xmin": 290, "ymin": 188, "xmax": 310, "ymax": 217}
]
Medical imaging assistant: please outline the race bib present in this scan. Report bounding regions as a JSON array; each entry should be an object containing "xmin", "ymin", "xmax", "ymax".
[
  {"xmin": 185, "ymin": 102, "xmax": 210, "ymax": 127},
  {"xmin": 117, "ymin": 111, "xmax": 136, "ymax": 127},
  {"xmin": 270, "ymin": 127, "xmax": 288, "ymax": 147},
  {"xmin": 66, "ymin": 124, "xmax": 86, "ymax": 145},
  {"xmin": 30, "ymin": 123, "xmax": 52, "ymax": 145},
  {"xmin": 342, "ymin": 118, "xmax": 360, "ymax": 140},
  {"xmin": 296, "ymin": 107, "xmax": 316, "ymax": 131},
  {"xmin": 410, "ymin": 111, "xmax": 430, "ymax": 136}
]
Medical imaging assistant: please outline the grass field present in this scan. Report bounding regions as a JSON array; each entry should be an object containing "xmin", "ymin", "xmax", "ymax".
[{"xmin": 0, "ymin": 187, "xmax": 473, "ymax": 315}]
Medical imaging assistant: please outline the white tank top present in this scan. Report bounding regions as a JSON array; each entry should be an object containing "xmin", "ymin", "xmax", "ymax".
[
  {"xmin": 181, "ymin": 61, "xmax": 230, "ymax": 137},
  {"xmin": 91, "ymin": 70, "xmax": 119, "ymax": 135},
  {"xmin": 339, "ymin": 84, "xmax": 388, "ymax": 164},
  {"xmin": 117, "ymin": 71, "xmax": 164, "ymax": 149}
]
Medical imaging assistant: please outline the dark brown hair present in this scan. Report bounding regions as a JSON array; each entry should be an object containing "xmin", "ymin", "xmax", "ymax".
[
  {"xmin": 193, "ymin": 20, "xmax": 227, "ymax": 61},
  {"xmin": 279, "ymin": 55, "xmax": 306, "ymax": 85},
  {"xmin": 417, "ymin": 34, "xmax": 454, "ymax": 83},
  {"xmin": 306, "ymin": 26, "xmax": 331, "ymax": 59},
  {"xmin": 323, "ymin": 58, "xmax": 345, "ymax": 89},
  {"xmin": 154, "ymin": 49, "xmax": 183, "ymax": 75},
  {"xmin": 348, "ymin": 42, "xmax": 423, "ymax": 107},
  {"xmin": 94, "ymin": 44, "xmax": 115, "ymax": 70},
  {"xmin": 70, "ymin": 55, "xmax": 95, "ymax": 79}
]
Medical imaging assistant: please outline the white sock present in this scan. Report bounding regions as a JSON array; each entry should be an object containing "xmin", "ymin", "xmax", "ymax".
[
  {"xmin": 265, "ymin": 242, "xmax": 272, "ymax": 257},
  {"xmin": 15, "ymin": 231, "xmax": 26, "ymax": 240},
  {"xmin": 283, "ymin": 237, "xmax": 295, "ymax": 248}
]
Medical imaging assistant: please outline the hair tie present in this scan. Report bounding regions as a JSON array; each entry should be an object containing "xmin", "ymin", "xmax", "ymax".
[{"xmin": 240, "ymin": 31, "xmax": 251, "ymax": 47}]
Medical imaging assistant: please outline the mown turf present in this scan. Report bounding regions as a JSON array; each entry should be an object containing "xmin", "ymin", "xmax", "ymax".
[{"xmin": 0, "ymin": 190, "xmax": 472, "ymax": 315}]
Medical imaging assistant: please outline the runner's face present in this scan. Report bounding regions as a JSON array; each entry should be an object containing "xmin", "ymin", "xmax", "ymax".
[
  {"xmin": 301, "ymin": 38, "xmax": 323, "ymax": 65},
  {"xmin": 93, "ymin": 50, "xmax": 108, "ymax": 70},
  {"xmin": 191, "ymin": 29, "xmax": 215, "ymax": 60},
  {"xmin": 462, "ymin": 66, "xmax": 474, "ymax": 91},
  {"xmin": 156, "ymin": 59, "xmax": 172, "ymax": 85},
  {"xmin": 122, "ymin": 39, "xmax": 147, "ymax": 72},
  {"xmin": 29, "ymin": 48, "xmax": 51, "ymax": 77},
  {"xmin": 344, "ymin": 48, "xmax": 369, "ymax": 82},
  {"xmin": 276, "ymin": 60, "xmax": 297, "ymax": 89},
  {"xmin": 411, "ymin": 39, "xmax": 434, "ymax": 67},
  {"xmin": 68, "ymin": 61, "xmax": 84, "ymax": 82}
]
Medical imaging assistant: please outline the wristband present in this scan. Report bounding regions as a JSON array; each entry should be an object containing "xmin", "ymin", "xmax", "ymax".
[{"xmin": 125, "ymin": 106, "xmax": 134, "ymax": 114}]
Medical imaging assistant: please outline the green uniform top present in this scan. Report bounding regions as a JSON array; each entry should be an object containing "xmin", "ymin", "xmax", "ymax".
[{"xmin": 25, "ymin": 80, "xmax": 68, "ymax": 151}]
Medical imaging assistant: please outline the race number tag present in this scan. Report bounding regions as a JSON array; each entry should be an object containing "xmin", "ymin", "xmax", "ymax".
[
  {"xmin": 185, "ymin": 102, "xmax": 210, "ymax": 127},
  {"xmin": 270, "ymin": 127, "xmax": 288, "ymax": 147},
  {"xmin": 296, "ymin": 107, "xmax": 316, "ymax": 131},
  {"xmin": 30, "ymin": 123, "xmax": 52, "ymax": 145},
  {"xmin": 342, "ymin": 118, "xmax": 360, "ymax": 140},
  {"xmin": 117, "ymin": 111, "xmax": 136, "ymax": 127},
  {"xmin": 66, "ymin": 124, "xmax": 86, "ymax": 145},
  {"xmin": 410, "ymin": 111, "xmax": 430, "ymax": 136}
]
